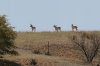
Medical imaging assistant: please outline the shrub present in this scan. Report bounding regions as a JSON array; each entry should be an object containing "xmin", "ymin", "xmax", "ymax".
[
  {"xmin": 71, "ymin": 32, "xmax": 100, "ymax": 64},
  {"xmin": 0, "ymin": 15, "xmax": 18, "ymax": 56}
]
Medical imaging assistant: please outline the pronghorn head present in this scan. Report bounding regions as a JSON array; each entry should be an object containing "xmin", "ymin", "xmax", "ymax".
[
  {"xmin": 71, "ymin": 24, "xmax": 73, "ymax": 27},
  {"xmin": 30, "ymin": 24, "xmax": 33, "ymax": 27},
  {"xmin": 53, "ymin": 25, "xmax": 57, "ymax": 27}
]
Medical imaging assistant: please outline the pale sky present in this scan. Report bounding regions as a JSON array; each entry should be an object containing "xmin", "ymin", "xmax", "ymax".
[{"xmin": 0, "ymin": 0, "xmax": 100, "ymax": 31}]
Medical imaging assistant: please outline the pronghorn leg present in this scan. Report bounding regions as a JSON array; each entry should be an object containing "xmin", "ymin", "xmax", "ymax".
[
  {"xmin": 32, "ymin": 28, "xmax": 33, "ymax": 32},
  {"xmin": 60, "ymin": 29, "xmax": 61, "ymax": 32},
  {"xmin": 77, "ymin": 28, "xmax": 78, "ymax": 31},
  {"xmin": 34, "ymin": 29, "xmax": 36, "ymax": 32},
  {"xmin": 72, "ymin": 28, "xmax": 73, "ymax": 31},
  {"xmin": 57, "ymin": 30, "xmax": 58, "ymax": 32}
]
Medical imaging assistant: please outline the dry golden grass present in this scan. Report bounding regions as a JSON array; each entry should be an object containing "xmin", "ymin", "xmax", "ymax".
[{"xmin": 3, "ymin": 31, "xmax": 100, "ymax": 66}]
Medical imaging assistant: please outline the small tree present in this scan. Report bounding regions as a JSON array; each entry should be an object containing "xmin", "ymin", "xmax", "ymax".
[
  {"xmin": 71, "ymin": 32, "xmax": 100, "ymax": 64},
  {"xmin": 0, "ymin": 15, "xmax": 18, "ymax": 55}
]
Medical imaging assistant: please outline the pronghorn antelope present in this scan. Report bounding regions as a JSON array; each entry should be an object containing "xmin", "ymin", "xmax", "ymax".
[
  {"xmin": 71, "ymin": 24, "xmax": 78, "ymax": 31},
  {"xmin": 30, "ymin": 24, "xmax": 36, "ymax": 32},
  {"xmin": 53, "ymin": 25, "xmax": 61, "ymax": 32}
]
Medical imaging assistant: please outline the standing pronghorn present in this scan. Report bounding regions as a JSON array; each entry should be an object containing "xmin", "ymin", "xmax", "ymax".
[
  {"xmin": 53, "ymin": 25, "xmax": 61, "ymax": 32},
  {"xmin": 30, "ymin": 24, "xmax": 36, "ymax": 32},
  {"xmin": 71, "ymin": 24, "xmax": 78, "ymax": 31}
]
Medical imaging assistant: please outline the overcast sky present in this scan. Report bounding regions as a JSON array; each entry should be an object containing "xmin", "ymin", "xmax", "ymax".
[{"xmin": 0, "ymin": 0, "xmax": 100, "ymax": 31}]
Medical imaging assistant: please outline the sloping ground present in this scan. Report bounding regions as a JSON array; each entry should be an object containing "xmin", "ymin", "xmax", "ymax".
[
  {"xmin": 4, "ymin": 49, "xmax": 85, "ymax": 66},
  {"xmin": 2, "ymin": 46, "xmax": 99, "ymax": 66},
  {"xmin": 15, "ymin": 32, "xmax": 84, "ymax": 62},
  {"xmin": 11, "ymin": 32, "xmax": 100, "ymax": 66}
]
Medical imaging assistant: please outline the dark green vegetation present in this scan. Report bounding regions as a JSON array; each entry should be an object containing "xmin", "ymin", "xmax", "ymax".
[{"xmin": 0, "ymin": 15, "xmax": 18, "ymax": 55}]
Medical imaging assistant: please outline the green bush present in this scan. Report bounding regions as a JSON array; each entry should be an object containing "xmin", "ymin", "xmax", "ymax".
[{"xmin": 0, "ymin": 15, "xmax": 18, "ymax": 55}]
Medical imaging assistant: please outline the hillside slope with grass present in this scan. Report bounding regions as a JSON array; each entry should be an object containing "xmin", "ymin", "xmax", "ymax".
[{"xmin": 2, "ymin": 32, "xmax": 100, "ymax": 66}]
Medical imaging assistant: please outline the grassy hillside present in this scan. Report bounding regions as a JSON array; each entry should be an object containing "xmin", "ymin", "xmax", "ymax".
[{"xmin": 3, "ymin": 32, "xmax": 100, "ymax": 66}]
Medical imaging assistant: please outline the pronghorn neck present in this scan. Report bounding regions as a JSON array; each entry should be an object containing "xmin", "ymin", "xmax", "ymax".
[
  {"xmin": 30, "ymin": 24, "xmax": 33, "ymax": 27},
  {"xmin": 54, "ymin": 25, "xmax": 57, "ymax": 28},
  {"xmin": 72, "ymin": 24, "xmax": 74, "ymax": 27}
]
